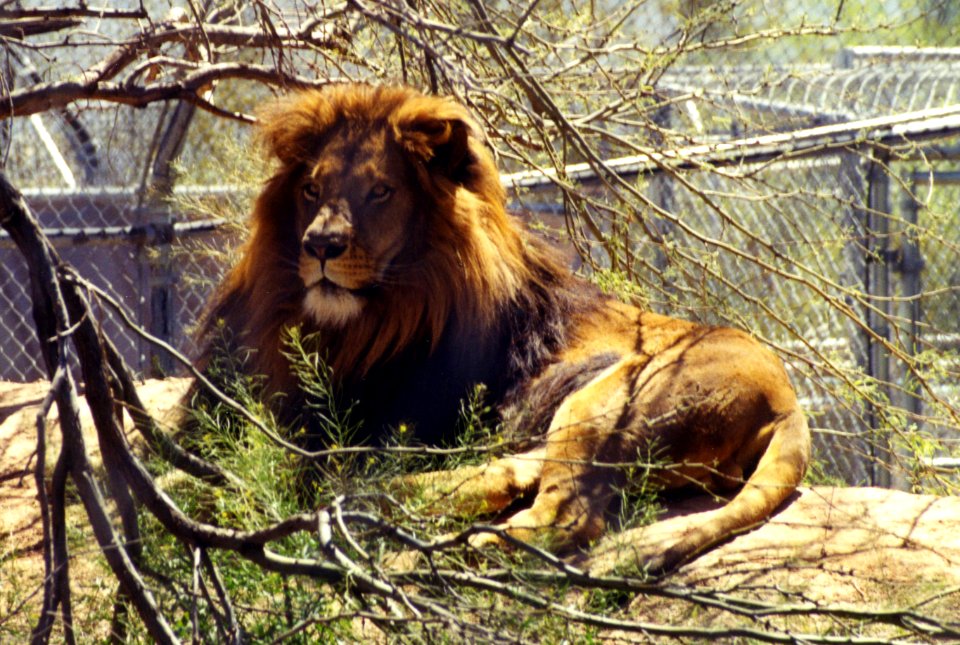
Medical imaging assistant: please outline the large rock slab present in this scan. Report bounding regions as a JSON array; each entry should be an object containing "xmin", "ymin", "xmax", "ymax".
[
  {"xmin": 585, "ymin": 484, "xmax": 960, "ymax": 635},
  {"xmin": 3, "ymin": 378, "xmax": 959, "ymax": 633}
]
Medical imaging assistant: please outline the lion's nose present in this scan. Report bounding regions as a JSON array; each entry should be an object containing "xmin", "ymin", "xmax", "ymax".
[{"xmin": 303, "ymin": 231, "xmax": 348, "ymax": 261}]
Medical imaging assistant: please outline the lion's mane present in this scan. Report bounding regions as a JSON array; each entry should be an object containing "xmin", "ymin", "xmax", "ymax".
[{"xmin": 196, "ymin": 85, "xmax": 599, "ymax": 443}]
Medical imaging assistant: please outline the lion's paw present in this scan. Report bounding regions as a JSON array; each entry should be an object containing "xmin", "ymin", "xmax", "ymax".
[{"xmin": 467, "ymin": 507, "xmax": 575, "ymax": 553}]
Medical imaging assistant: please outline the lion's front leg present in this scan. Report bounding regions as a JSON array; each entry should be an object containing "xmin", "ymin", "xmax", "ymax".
[{"xmin": 388, "ymin": 447, "xmax": 546, "ymax": 517}]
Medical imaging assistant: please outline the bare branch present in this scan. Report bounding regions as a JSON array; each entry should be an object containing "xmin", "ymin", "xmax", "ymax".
[
  {"xmin": 0, "ymin": 6, "xmax": 148, "ymax": 21},
  {"xmin": 0, "ymin": 18, "xmax": 83, "ymax": 39},
  {"xmin": 2, "ymin": 63, "xmax": 330, "ymax": 119}
]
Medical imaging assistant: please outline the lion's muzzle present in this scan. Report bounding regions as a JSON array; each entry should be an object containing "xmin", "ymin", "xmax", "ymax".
[
  {"xmin": 297, "ymin": 201, "xmax": 380, "ymax": 326},
  {"xmin": 303, "ymin": 232, "xmax": 348, "ymax": 262},
  {"xmin": 302, "ymin": 203, "xmax": 353, "ymax": 263}
]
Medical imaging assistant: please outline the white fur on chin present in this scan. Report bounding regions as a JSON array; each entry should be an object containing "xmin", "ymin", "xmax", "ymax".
[{"xmin": 303, "ymin": 287, "xmax": 364, "ymax": 327}]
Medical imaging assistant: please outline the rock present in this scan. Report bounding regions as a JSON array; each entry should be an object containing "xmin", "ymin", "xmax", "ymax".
[
  {"xmin": 587, "ymin": 486, "xmax": 960, "ymax": 610},
  {"xmin": 687, "ymin": 487, "xmax": 959, "ymax": 587},
  {"xmin": 0, "ymin": 377, "xmax": 191, "ymax": 546},
  {"xmin": 3, "ymin": 378, "xmax": 959, "ymax": 633},
  {"xmin": 0, "ymin": 377, "xmax": 191, "ymax": 475}
]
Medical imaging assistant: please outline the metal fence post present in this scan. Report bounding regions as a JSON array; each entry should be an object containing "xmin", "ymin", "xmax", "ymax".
[
  {"xmin": 898, "ymin": 186, "xmax": 925, "ymax": 425},
  {"xmin": 649, "ymin": 104, "xmax": 676, "ymax": 288},
  {"xmin": 865, "ymin": 152, "xmax": 894, "ymax": 487},
  {"xmin": 837, "ymin": 153, "xmax": 876, "ymax": 485},
  {"xmin": 140, "ymin": 100, "xmax": 197, "ymax": 376},
  {"xmin": 146, "ymin": 206, "xmax": 177, "ymax": 377}
]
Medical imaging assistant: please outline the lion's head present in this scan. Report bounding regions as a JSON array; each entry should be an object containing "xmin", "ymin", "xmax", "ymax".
[{"xmin": 199, "ymin": 85, "xmax": 566, "ymax": 402}]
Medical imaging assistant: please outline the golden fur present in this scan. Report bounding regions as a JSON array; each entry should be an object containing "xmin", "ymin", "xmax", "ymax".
[{"xmin": 197, "ymin": 84, "xmax": 811, "ymax": 573}]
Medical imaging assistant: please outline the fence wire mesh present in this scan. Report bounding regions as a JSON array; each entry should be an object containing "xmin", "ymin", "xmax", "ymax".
[
  {"xmin": 505, "ymin": 55, "xmax": 960, "ymax": 489},
  {"xmin": 3, "ymin": 1, "xmax": 960, "ymax": 491}
]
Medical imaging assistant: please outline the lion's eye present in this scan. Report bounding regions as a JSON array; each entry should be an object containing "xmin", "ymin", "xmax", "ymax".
[
  {"xmin": 302, "ymin": 182, "xmax": 321, "ymax": 202},
  {"xmin": 368, "ymin": 184, "xmax": 393, "ymax": 203}
]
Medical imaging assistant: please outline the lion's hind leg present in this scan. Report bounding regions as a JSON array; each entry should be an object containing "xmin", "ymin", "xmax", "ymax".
[
  {"xmin": 468, "ymin": 338, "xmax": 811, "ymax": 574},
  {"xmin": 585, "ymin": 407, "xmax": 810, "ymax": 576},
  {"xmin": 641, "ymin": 407, "xmax": 810, "ymax": 574}
]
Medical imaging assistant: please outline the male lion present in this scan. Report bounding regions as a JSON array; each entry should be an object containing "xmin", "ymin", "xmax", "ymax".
[{"xmin": 195, "ymin": 84, "xmax": 810, "ymax": 573}]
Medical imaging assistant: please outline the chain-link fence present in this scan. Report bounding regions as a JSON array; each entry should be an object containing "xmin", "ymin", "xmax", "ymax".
[
  {"xmin": 504, "ymin": 49, "xmax": 960, "ymax": 488},
  {"xmin": 513, "ymin": 146, "xmax": 960, "ymax": 487},
  {"xmin": 4, "ymin": 33, "xmax": 960, "ymax": 488},
  {"xmin": 0, "ymin": 188, "xmax": 229, "ymax": 381}
]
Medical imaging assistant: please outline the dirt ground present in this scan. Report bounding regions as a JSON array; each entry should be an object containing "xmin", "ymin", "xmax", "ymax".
[{"xmin": 0, "ymin": 378, "xmax": 191, "ymax": 639}]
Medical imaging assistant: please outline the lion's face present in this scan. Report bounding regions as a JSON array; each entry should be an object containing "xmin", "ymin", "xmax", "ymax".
[
  {"xmin": 245, "ymin": 84, "xmax": 512, "ymax": 360},
  {"xmin": 295, "ymin": 126, "xmax": 416, "ymax": 327}
]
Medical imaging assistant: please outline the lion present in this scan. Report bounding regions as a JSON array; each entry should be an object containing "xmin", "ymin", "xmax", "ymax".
[{"xmin": 194, "ymin": 83, "xmax": 810, "ymax": 574}]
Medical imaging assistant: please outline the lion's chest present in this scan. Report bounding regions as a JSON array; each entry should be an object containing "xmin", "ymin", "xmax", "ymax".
[{"xmin": 344, "ymin": 328, "xmax": 513, "ymax": 446}]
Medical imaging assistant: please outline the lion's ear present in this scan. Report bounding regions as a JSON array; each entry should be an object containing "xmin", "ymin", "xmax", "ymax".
[
  {"xmin": 256, "ymin": 92, "xmax": 333, "ymax": 165},
  {"xmin": 394, "ymin": 104, "xmax": 475, "ymax": 184}
]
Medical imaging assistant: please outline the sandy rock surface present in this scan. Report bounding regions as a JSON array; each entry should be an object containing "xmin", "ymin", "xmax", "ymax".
[{"xmin": 2, "ymin": 378, "xmax": 959, "ymax": 635}]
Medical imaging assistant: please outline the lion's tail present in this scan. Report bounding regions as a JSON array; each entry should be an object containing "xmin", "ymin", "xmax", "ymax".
[{"xmin": 652, "ymin": 407, "xmax": 811, "ymax": 574}]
